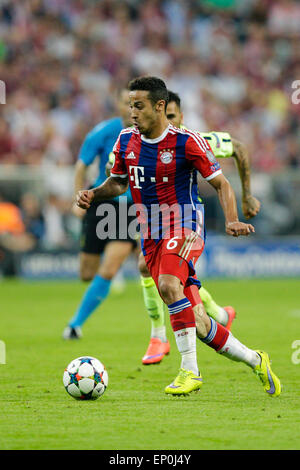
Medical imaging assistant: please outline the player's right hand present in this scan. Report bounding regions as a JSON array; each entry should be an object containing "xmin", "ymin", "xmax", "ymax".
[
  {"xmin": 242, "ymin": 195, "xmax": 261, "ymax": 219},
  {"xmin": 226, "ymin": 221, "xmax": 255, "ymax": 237},
  {"xmin": 76, "ymin": 189, "xmax": 94, "ymax": 209}
]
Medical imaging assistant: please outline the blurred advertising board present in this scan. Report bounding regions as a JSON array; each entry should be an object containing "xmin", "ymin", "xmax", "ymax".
[
  {"xmin": 196, "ymin": 235, "xmax": 300, "ymax": 278},
  {"xmin": 14, "ymin": 236, "xmax": 300, "ymax": 280}
]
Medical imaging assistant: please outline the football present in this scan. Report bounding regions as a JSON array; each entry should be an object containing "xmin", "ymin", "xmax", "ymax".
[{"xmin": 63, "ymin": 356, "xmax": 108, "ymax": 400}]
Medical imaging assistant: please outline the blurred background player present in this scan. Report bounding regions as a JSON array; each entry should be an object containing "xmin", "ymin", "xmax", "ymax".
[
  {"xmin": 63, "ymin": 89, "xmax": 137, "ymax": 339},
  {"xmin": 76, "ymin": 76, "xmax": 281, "ymax": 397},
  {"xmin": 0, "ymin": 190, "xmax": 38, "ymax": 276},
  {"xmin": 137, "ymin": 89, "xmax": 261, "ymax": 365}
]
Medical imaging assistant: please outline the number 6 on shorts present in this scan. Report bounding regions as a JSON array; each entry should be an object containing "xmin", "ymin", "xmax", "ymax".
[{"xmin": 166, "ymin": 236, "xmax": 179, "ymax": 250}]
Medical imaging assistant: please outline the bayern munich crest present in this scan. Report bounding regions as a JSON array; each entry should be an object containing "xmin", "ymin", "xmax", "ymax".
[{"xmin": 160, "ymin": 149, "xmax": 174, "ymax": 164}]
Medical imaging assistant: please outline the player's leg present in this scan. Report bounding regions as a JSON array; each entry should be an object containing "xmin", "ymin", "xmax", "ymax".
[
  {"xmin": 64, "ymin": 200, "xmax": 136, "ymax": 339},
  {"xmin": 63, "ymin": 251, "xmax": 101, "ymax": 339},
  {"xmin": 193, "ymin": 300, "xmax": 281, "ymax": 396},
  {"xmin": 139, "ymin": 252, "xmax": 166, "ymax": 340},
  {"xmin": 63, "ymin": 205, "xmax": 103, "ymax": 339},
  {"xmin": 147, "ymin": 243, "xmax": 204, "ymax": 394},
  {"xmin": 139, "ymin": 250, "xmax": 234, "ymax": 362},
  {"xmin": 79, "ymin": 252, "xmax": 100, "ymax": 282},
  {"xmin": 159, "ymin": 229, "xmax": 281, "ymax": 397},
  {"xmin": 139, "ymin": 260, "xmax": 235, "ymax": 337},
  {"xmin": 199, "ymin": 286, "xmax": 236, "ymax": 331},
  {"xmin": 142, "ymin": 232, "xmax": 204, "ymax": 394},
  {"xmin": 65, "ymin": 241, "xmax": 133, "ymax": 336},
  {"xmin": 157, "ymin": 268, "xmax": 203, "ymax": 395},
  {"xmin": 138, "ymin": 251, "xmax": 169, "ymax": 364},
  {"xmin": 159, "ymin": 272, "xmax": 203, "ymax": 375}
]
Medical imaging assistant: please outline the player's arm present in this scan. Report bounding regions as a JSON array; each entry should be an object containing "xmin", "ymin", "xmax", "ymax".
[
  {"xmin": 208, "ymin": 173, "xmax": 255, "ymax": 237},
  {"xmin": 231, "ymin": 138, "xmax": 261, "ymax": 219},
  {"xmin": 74, "ymin": 159, "xmax": 87, "ymax": 195},
  {"xmin": 186, "ymin": 133, "xmax": 254, "ymax": 237},
  {"xmin": 71, "ymin": 160, "xmax": 88, "ymax": 217},
  {"xmin": 77, "ymin": 133, "xmax": 128, "ymax": 209},
  {"xmin": 201, "ymin": 132, "xmax": 260, "ymax": 219},
  {"xmin": 76, "ymin": 176, "xmax": 128, "ymax": 209},
  {"xmin": 71, "ymin": 127, "xmax": 105, "ymax": 217}
]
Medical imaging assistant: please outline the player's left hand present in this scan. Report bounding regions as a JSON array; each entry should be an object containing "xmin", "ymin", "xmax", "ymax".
[
  {"xmin": 242, "ymin": 195, "xmax": 261, "ymax": 219},
  {"xmin": 226, "ymin": 221, "xmax": 255, "ymax": 237},
  {"xmin": 76, "ymin": 189, "xmax": 94, "ymax": 209}
]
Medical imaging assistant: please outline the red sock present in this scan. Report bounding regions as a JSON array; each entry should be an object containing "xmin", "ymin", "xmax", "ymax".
[
  {"xmin": 201, "ymin": 317, "xmax": 229, "ymax": 351},
  {"xmin": 168, "ymin": 298, "xmax": 196, "ymax": 332}
]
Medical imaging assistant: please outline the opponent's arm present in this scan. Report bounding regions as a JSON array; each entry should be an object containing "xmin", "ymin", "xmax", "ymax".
[
  {"xmin": 105, "ymin": 162, "xmax": 113, "ymax": 177},
  {"xmin": 76, "ymin": 176, "xmax": 128, "ymax": 210},
  {"xmin": 71, "ymin": 160, "xmax": 88, "ymax": 217},
  {"xmin": 231, "ymin": 138, "xmax": 261, "ymax": 219},
  {"xmin": 105, "ymin": 152, "xmax": 115, "ymax": 177},
  {"xmin": 208, "ymin": 173, "xmax": 255, "ymax": 237},
  {"xmin": 74, "ymin": 159, "xmax": 88, "ymax": 195}
]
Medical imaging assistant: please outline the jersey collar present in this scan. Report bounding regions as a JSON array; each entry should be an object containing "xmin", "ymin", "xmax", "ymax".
[{"xmin": 141, "ymin": 124, "xmax": 170, "ymax": 144}]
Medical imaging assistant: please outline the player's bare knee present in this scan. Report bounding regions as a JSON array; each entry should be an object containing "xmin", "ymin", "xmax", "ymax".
[
  {"xmin": 81, "ymin": 276, "xmax": 92, "ymax": 282},
  {"xmin": 79, "ymin": 253, "xmax": 99, "ymax": 282},
  {"xmin": 98, "ymin": 265, "xmax": 118, "ymax": 281},
  {"xmin": 158, "ymin": 277, "xmax": 180, "ymax": 305},
  {"xmin": 80, "ymin": 271, "xmax": 94, "ymax": 282},
  {"xmin": 80, "ymin": 263, "xmax": 97, "ymax": 282}
]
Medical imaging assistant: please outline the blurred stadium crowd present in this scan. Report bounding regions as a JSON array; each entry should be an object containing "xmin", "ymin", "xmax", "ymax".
[{"xmin": 0, "ymin": 0, "xmax": 300, "ymax": 268}]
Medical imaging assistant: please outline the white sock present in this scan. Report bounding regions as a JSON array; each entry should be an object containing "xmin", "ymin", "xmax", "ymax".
[
  {"xmin": 151, "ymin": 326, "xmax": 167, "ymax": 343},
  {"xmin": 174, "ymin": 327, "xmax": 198, "ymax": 375},
  {"xmin": 218, "ymin": 333, "xmax": 261, "ymax": 368}
]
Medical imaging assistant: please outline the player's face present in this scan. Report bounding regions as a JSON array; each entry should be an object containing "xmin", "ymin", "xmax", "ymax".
[
  {"xmin": 129, "ymin": 90, "xmax": 164, "ymax": 137},
  {"xmin": 166, "ymin": 101, "xmax": 183, "ymax": 128},
  {"xmin": 118, "ymin": 89, "xmax": 132, "ymax": 127}
]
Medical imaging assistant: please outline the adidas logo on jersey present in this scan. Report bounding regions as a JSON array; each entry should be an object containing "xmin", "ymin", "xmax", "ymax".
[{"xmin": 126, "ymin": 151, "xmax": 136, "ymax": 159}]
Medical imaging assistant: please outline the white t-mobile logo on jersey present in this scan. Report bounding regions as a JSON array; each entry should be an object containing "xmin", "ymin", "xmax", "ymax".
[{"xmin": 129, "ymin": 165, "xmax": 145, "ymax": 189}]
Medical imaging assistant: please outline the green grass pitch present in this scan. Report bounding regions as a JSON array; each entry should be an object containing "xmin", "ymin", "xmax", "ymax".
[{"xmin": 0, "ymin": 278, "xmax": 299, "ymax": 450}]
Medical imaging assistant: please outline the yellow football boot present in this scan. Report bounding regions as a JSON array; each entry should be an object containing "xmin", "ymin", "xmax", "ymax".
[
  {"xmin": 253, "ymin": 350, "xmax": 281, "ymax": 397},
  {"xmin": 165, "ymin": 368, "xmax": 203, "ymax": 395}
]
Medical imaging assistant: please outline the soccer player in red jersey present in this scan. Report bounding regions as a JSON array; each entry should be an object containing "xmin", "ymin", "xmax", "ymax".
[{"xmin": 76, "ymin": 76, "xmax": 281, "ymax": 397}]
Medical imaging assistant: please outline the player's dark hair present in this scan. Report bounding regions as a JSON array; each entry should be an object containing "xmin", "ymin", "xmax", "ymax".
[
  {"xmin": 167, "ymin": 90, "xmax": 181, "ymax": 109},
  {"xmin": 128, "ymin": 76, "xmax": 169, "ymax": 111}
]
